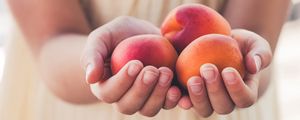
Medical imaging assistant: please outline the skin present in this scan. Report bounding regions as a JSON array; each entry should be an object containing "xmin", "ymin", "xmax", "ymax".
[
  {"xmin": 8, "ymin": 0, "xmax": 290, "ymax": 118},
  {"xmin": 181, "ymin": 30, "xmax": 274, "ymax": 116},
  {"xmin": 179, "ymin": 0, "xmax": 290, "ymax": 117}
]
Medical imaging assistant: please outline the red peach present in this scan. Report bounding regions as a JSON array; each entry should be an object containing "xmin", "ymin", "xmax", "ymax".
[
  {"xmin": 161, "ymin": 4, "xmax": 231, "ymax": 53},
  {"xmin": 111, "ymin": 34, "xmax": 178, "ymax": 74}
]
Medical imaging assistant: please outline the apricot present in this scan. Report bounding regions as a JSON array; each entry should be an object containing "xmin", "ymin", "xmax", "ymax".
[
  {"xmin": 161, "ymin": 3, "xmax": 231, "ymax": 53},
  {"xmin": 176, "ymin": 34, "xmax": 245, "ymax": 88},
  {"xmin": 111, "ymin": 34, "xmax": 178, "ymax": 74}
]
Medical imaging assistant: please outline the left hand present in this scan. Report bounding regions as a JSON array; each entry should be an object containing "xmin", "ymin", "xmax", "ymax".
[{"xmin": 177, "ymin": 29, "xmax": 273, "ymax": 117}]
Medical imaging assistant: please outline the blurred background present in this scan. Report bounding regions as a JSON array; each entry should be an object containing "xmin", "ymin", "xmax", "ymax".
[
  {"xmin": 0, "ymin": 0, "xmax": 300, "ymax": 120},
  {"xmin": 0, "ymin": 0, "xmax": 9, "ymax": 82}
]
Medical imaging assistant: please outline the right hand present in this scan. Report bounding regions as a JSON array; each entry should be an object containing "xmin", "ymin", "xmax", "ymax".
[{"xmin": 81, "ymin": 16, "xmax": 182, "ymax": 116}]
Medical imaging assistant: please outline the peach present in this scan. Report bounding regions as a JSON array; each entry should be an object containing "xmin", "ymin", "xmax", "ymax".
[
  {"xmin": 111, "ymin": 34, "xmax": 178, "ymax": 74},
  {"xmin": 176, "ymin": 34, "xmax": 245, "ymax": 88},
  {"xmin": 161, "ymin": 4, "xmax": 231, "ymax": 53}
]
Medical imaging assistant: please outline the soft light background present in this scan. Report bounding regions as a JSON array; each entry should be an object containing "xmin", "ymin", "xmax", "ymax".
[
  {"xmin": 0, "ymin": 0, "xmax": 300, "ymax": 120},
  {"xmin": 0, "ymin": 0, "xmax": 9, "ymax": 82}
]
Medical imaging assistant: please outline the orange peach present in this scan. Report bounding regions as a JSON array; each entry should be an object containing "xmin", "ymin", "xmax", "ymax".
[
  {"xmin": 176, "ymin": 34, "xmax": 245, "ymax": 88},
  {"xmin": 161, "ymin": 4, "xmax": 231, "ymax": 53},
  {"xmin": 111, "ymin": 34, "xmax": 178, "ymax": 74}
]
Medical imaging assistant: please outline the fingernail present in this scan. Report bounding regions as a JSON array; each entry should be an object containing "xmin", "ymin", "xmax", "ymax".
[
  {"xmin": 201, "ymin": 65, "xmax": 215, "ymax": 82},
  {"xmin": 254, "ymin": 55, "xmax": 261, "ymax": 72},
  {"xmin": 85, "ymin": 64, "xmax": 93, "ymax": 82},
  {"xmin": 143, "ymin": 71, "xmax": 158, "ymax": 85},
  {"xmin": 159, "ymin": 72, "xmax": 170, "ymax": 87},
  {"xmin": 128, "ymin": 62, "xmax": 140, "ymax": 77},
  {"xmin": 190, "ymin": 83, "xmax": 203, "ymax": 95},
  {"xmin": 223, "ymin": 68, "xmax": 236, "ymax": 84},
  {"xmin": 168, "ymin": 93, "xmax": 178, "ymax": 102}
]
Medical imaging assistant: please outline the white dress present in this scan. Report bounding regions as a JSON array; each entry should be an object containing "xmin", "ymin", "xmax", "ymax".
[{"xmin": 0, "ymin": 0, "xmax": 279, "ymax": 120}]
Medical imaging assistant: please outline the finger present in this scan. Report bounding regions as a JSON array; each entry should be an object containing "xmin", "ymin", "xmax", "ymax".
[
  {"xmin": 163, "ymin": 86, "xmax": 181, "ymax": 110},
  {"xmin": 116, "ymin": 66, "xmax": 160, "ymax": 115},
  {"xmin": 231, "ymin": 29, "xmax": 273, "ymax": 73},
  {"xmin": 222, "ymin": 67, "xmax": 258, "ymax": 108},
  {"xmin": 81, "ymin": 28, "xmax": 111, "ymax": 84},
  {"xmin": 90, "ymin": 60, "xmax": 143, "ymax": 103},
  {"xmin": 187, "ymin": 76, "xmax": 213, "ymax": 117},
  {"xmin": 178, "ymin": 96, "xmax": 193, "ymax": 110},
  {"xmin": 139, "ymin": 67, "xmax": 173, "ymax": 117},
  {"xmin": 200, "ymin": 64, "xmax": 234, "ymax": 114},
  {"xmin": 82, "ymin": 16, "xmax": 160, "ymax": 84}
]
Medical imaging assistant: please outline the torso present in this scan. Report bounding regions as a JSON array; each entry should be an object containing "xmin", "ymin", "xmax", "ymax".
[{"xmin": 0, "ymin": 0, "xmax": 279, "ymax": 120}]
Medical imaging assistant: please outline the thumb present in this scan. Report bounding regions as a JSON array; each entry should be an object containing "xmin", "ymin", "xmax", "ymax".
[
  {"xmin": 81, "ymin": 30, "xmax": 112, "ymax": 84},
  {"xmin": 81, "ymin": 51, "xmax": 106, "ymax": 84},
  {"xmin": 81, "ymin": 16, "xmax": 160, "ymax": 84},
  {"xmin": 231, "ymin": 29, "xmax": 273, "ymax": 74}
]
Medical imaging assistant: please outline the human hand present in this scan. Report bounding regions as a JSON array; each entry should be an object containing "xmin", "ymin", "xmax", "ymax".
[
  {"xmin": 81, "ymin": 16, "xmax": 182, "ymax": 116},
  {"xmin": 177, "ymin": 29, "xmax": 273, "ymax": 117}
]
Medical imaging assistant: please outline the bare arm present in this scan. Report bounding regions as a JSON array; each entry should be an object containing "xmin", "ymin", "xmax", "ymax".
[
  {"xmin": 8, "ymin": 0, "xmax": 97, "ymax": 103},
  {"xmin": 7, "ymin": 0, "xmax": 180, "ymax": 110},
  {"xmin": 223, "ymin": 0, "xmax": 290, "ymax": 52},
  {"xmin": 223, "ymin": 0, "xmax": 290, "ymax": 96},
  {"xmin": 181, "ymin": 1, "xmax": 290, "ymax": 117}
]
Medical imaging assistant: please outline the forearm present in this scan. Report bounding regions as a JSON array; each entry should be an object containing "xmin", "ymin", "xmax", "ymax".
[
  {"xmin": 223, "ymin": 0, "xmax": 290, "ymax": 52},
  {"xmin": 222, "ymin": 0, "xmax": 290, "ymax": 98},
  {"xmin": 8, "ymin": 0, "xmax": 108, "ymax": 104},
  {"xmin": 39, "ymin": 34, "xmax": 97, "ymax": 104}
]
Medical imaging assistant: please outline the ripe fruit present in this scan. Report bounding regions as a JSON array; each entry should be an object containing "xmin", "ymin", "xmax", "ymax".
[
  {"xmin": 111, "ymin": 34, "xmax": 178, "ymax": 74},
  {"xmin": 176, "ymin": 34, "xmax": 245, "ymax": 88},
  {"xmin": 161, "ymin": 3, "xmax": 231, "ymax": 53}
]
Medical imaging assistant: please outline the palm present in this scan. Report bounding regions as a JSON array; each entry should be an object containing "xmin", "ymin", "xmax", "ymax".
[
  {"xmin": 82, "ymin": 17, "xmax": 183, "ymax": 116},
  {"xmin": 82, "ymin": 16, "xmax": 160, "ymax": 83}
]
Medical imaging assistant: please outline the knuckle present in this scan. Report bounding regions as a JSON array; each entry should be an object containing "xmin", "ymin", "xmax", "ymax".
[
  {"xmin": 198, "ymin": 110, "xmax": 213, "ymax": 118},
  {"xmin": 150, "ymin": 91, "xmax": 164, "ymax": 99},
  {"xmin": 100, "ymin": 96, "xmax": 115, "ymax": 103},
  {"xmin": 215, "ymin": 107, "xmax": 234, "ymax": 115},
  {"xmin": 80, "ymin": 51, "xmax": 95, "ymax": 69},
  {"xmin": 229, "ymin": 83, "xmax": 244, "ymax": 94},
  {"xmin": 163, "ymin": 106, "xmax": 173, "ymax": 110},
  {"xmin": 89, "ymin": 29, "xmax": 97, "ymax": 36},
  {"xmin": 95, "ymin": 91, "xmax": 117, "ymax": 103},
  {"xmin": 117, "ymin": 105, "xmax": 136, "ymax": 115},
  {"xmin": 163, "ymin": 100, "xmax": 177, "ymax": 110},
  {"xmin": 132, "ymin": 88, "xmax": 152, "ymax": 100},
  {"xmin": 190, "ymin": 93, "xmax": 205, "ymax": 103},
  {"xmin": 139, "ymin": 110, "xmax": 158, "ymax": 117},
  {"xmin": 88, "ymin": 28, "xmax": 101, "ymax": 40},
  {"xmin": 236, "ymin": 98, "xmax": 256, "ymax": 108},
  {"xmin": 165, "ymin": 101, "xmax": 178, "ymax": 110},
  {"xmin": 207, "ymin": 85, "xmax": 222, "ymax": 95},
  {"xmin": 98, "ymin": 95, "xmax": 114, "ymax": 103}
]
